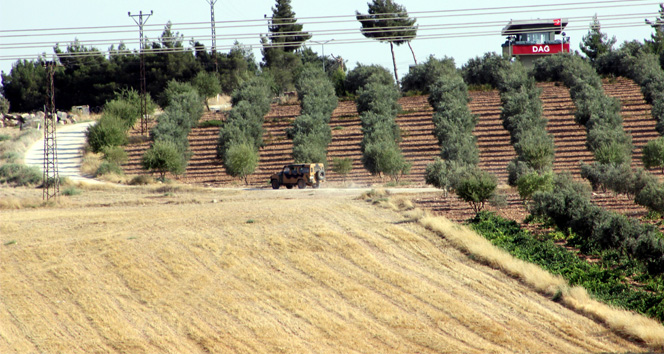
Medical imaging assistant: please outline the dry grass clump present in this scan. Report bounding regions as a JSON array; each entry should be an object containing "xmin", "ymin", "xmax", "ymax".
[
  {"xmin": 80, "ymin": 151, "xmax": 103, "ymax": 176},
  {"xmin": 416, "ymin": 211, "xmax": 664, "ymax": 351},
  {"xmin": 0, "ymin": 196, "xmax": 43, "ymax": 210}
]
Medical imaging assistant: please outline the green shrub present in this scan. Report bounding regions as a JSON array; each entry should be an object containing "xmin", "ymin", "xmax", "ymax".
[
  {"xmin": 86, "ymin": 115, "xmax": 128, "ymax": 153},
  {"xmin": 635, "ymin": 181, "xmax": 664, "ymax": 215},
  {"xmin": 642, "ymin": 137, "xmax": 664, "ymax": 173},
  {"xmin": 0, "ymin": 96, "xmax": 9, "ymax": 115},
  {"xmin": 344, "ymin": 64, "xmax": 393, "ymax": 95},
  {"xmin": 517, "ymin": 171, "xmax": 554, "ymax": 201},
  {"xmin": 141, "ymin": 139, "xmax": 186, "ymax": 179},
  {"xmin": 95, "ymin": 161, "xmax": 124, "ymax": 176},
  {"xmin": 356, "ymin": 81, "xmax": 401, "ymax": 116},
  {"xmin": 454, "ymin": 167, "xmax": 497, "ymax": 213},
  {"xmin": 101, "ymin": 146, "xmax": 128, "ymax": 165},
  {"xmin": 331, "ymin": 157, "xmax": 353, "ymax": 181},
  {"xmin": 401, "ymin": 55, "xmax": 456, "ymax": 93},
  {"xmin": 230, "ymin": 77, "xmax": 272, "ymax": 117},
  {"xmin": 361, "ymin": 140, "xmax": 410, "ymax": 181},
  {"xmin": 0, "ymin": 163, "xmax": 42, "ymax": 186},
  {"xmin": 223, "ymin": 142, "xmax": 259, "ymax": 184},
  {"xmin": 62, "ymin": 186, "xmax": 81, "ymax": 196},
  {"xmin": 103, "ymin": 97, "xmax": 141, "ymax": 130},
  {"xmin": 425, "ymin": 158, "xmax": 468, "ymax": 192},
  {"xmin": 427, "ymin": 75, "xmax": 470, "ymax": 112},
  {"xmin": 461, "ymin": 52, "xmax": 510, "ymax": 89},
  {"xmin": 2, "ymin": 151, "xmax": 21, "ymax": 163},
  {"xmin": 0, "ymin": 134, "xmax": 11, "ymax": 142}
]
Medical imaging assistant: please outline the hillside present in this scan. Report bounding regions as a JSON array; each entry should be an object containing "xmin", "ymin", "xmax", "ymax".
[
  {"xmin": 120, "ymin": 77, "xmax": 661, "ymax": 223},
  {"xmin": 0, "ymin": 187, "xmax": 647, "ymax": 353}
]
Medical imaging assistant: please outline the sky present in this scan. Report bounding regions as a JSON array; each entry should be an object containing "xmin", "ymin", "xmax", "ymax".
[{"xmin": 0, "ymin": 0, "xmax": 661, "ymax": 83}]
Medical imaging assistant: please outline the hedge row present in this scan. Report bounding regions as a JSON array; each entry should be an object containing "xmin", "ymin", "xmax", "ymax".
[
  {"xmin": 287, "ymin": 64, "xmax": 337, "ymax": 164},
  {"xmin": 497, "ymin": 61, "xmax": 555, "ymax": 190},
  {"xmin": 534, "ymin": 54, "xmax": 632, "ymax": 165},
  {"xmin": 596, "ymin": 45, "xmax": 664, "ymax": 134},
  {"xmin": 143, "ymin": 81, "xmax": 204, "ymax": 179},
  {"xmin": 216, "ymin": 76, "xmax": 272, "ymax": 183},
  {"xmin": 353, "ymin": 67, "xmax": 410, "ymax": 181},
  {"xmin": 532, "ymin": 173, "xmax": 664, "ymax": 275},
  {"xmin": 423, "ymin": 62, "xmax": 497, "ymax": 212}
]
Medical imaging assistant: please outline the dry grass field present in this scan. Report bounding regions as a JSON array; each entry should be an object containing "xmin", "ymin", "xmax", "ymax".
[{"xmin": 0, "ymin": 184, "xmax": 652, "ymax": 353}]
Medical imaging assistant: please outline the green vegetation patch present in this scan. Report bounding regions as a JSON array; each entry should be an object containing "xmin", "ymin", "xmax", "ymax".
[{"xmin": 469, "ymin": 211, "xmax": 664, "ymax": 323}]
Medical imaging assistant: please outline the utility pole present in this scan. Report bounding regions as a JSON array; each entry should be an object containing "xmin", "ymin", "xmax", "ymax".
[
  {"xmin": 129, "ymin": 10, "xmax": 153, "ymax": 135},
  {"xmin": 43, "ymin": 61, "xmax": 59, "ymax": 201},
  {"xmin": 206, "ymin": 0, "xmax": 218, "ymax": 73},
  {"xmin": 311, "ymin": 39, "xmax": 333, "ymax": 72}
]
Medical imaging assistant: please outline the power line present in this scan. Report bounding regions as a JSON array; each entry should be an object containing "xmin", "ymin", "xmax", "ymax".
[{"xmin": 0, "ymin": 2, "xmax": 659, "ymax": 65}]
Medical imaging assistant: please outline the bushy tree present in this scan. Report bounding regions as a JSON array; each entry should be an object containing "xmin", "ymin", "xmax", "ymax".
[
  {"xmin": 455, "ymin": 167, "xmax": 498, "ymax": 213},
  {"xmin": 141, "ymin": 139, "xmax": 185, "ymax": 179},
  {"xmin": 362, "ymin": 140, "xmax": 411, "ymax": 181},
  {"xmin": 224, "ymin": 142, "xmax": 259, "ymax": 184},
  {"xmin": 344, "ymin": 64, "xmax": 394, "ymax": 95},
  {"xmin": 191, "ymin": 70, "xmax": 221, "ymax": 111},
  {"xmin": 356, "ymin": 0, "xmax": 418, "ymax": 82}
]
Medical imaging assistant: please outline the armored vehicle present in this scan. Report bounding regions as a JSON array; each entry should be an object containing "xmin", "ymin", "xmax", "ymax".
[{"xmin": 270, "ymin": 163, "xmax": 325, "ymax": 189}]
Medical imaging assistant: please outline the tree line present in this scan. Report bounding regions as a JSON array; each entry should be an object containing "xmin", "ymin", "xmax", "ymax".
[{"xmin": 0, "ymin": 0, "xmax": 420, "ymax": 113}]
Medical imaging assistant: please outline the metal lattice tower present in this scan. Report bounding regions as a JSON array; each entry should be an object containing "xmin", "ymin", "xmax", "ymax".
[
  {"xmin": 43, "ymin": 62, "xmax": 59, "ymax": 200},
  {"xmin": 207, "ymin": 0, "xmax": 218, "ymax": 72},
  {"xmin": 129, "ymin": 10, "xmax": 153, "ymax": 135}
]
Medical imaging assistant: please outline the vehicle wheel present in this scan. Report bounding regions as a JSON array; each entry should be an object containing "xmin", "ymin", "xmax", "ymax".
[
  {"xmin": 286, "ymin": 184, "xmax": 293, "ymax": 189},
  {"xmin": 271, "ymin": 179, "xmax": 280, "ymax": 189},
  {"xmin": 313, "ymin": 182, "xmax": 320, "ymax": 189},
  {"xmin": 297, "ymin": 179, "xmax": 306, "ymax": 189},
  {"xmin": 317, "ymin": 170, "xmax": 325, "ymax": 180}
]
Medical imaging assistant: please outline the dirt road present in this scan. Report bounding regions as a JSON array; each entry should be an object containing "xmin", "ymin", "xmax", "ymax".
[{"xmin": 23, "ymin": 121, "xmax": 101, "ymax": 184}]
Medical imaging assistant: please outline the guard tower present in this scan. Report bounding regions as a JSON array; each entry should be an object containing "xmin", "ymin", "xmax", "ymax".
[{"xmin": 502, "ymin": 18, "xmax": 570, "ymax": 68}]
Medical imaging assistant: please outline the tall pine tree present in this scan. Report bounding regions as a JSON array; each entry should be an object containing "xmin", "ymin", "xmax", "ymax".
[
  {"xmin": 580, "ymin": 14, "xmax": 616, "ymax": 63},
  {"xmin": 267, "ymin": 0, "xmax": 311, "ymax": 53},
  {"xmin": 356, "ymin": 0, "xmax": 418, "ymax": 83}
]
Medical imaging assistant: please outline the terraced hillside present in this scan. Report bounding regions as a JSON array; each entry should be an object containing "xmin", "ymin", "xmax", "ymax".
[
  {"xmin": 121, "ymin": 77, "xmax": 662, "ymax": 223},
  {"xmin": 539, "ymin": 82, "xmax": 594, "ymax": 178}
]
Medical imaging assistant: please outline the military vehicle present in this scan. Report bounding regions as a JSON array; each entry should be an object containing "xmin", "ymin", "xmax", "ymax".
[{"xmin": 270, "ymin": 163, "xmax": 325, "ymax": 189}]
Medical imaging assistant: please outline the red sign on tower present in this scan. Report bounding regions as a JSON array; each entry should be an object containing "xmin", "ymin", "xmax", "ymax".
[{"xmin": 553, "ymin": 18, "xmax": 562, "ymax": 26}]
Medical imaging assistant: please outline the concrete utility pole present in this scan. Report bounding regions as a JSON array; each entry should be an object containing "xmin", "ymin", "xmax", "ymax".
[
  {"xmin": 129, "ymin": 10, "xmax": 153, "ymax": 135},
  {"xmin": 311, "ymin": 39, "xmax": 333, "ymax": 72},
  {"xmin": 206, "ymin": 0, "xmax": 218, "ymax": 72},
  {"xmin": 43, "ymin": 61, "xmax": 59, "ymax": 200}
]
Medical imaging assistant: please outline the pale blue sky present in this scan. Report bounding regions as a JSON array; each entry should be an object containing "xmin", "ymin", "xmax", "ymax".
[{"xmin": 0, "ymin": 0, "xmax": 660, "ymax": 79}]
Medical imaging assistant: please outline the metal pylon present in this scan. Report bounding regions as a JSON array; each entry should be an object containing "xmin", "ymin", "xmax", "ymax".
[{"xmin": 43, "ymin": 63, "xmax": 59, "ymax": 200}]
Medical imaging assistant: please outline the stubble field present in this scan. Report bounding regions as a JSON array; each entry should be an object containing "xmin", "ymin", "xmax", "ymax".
[{"xmin": 0, "ymin": 185, "xmax": 648, "ymax": 353}]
